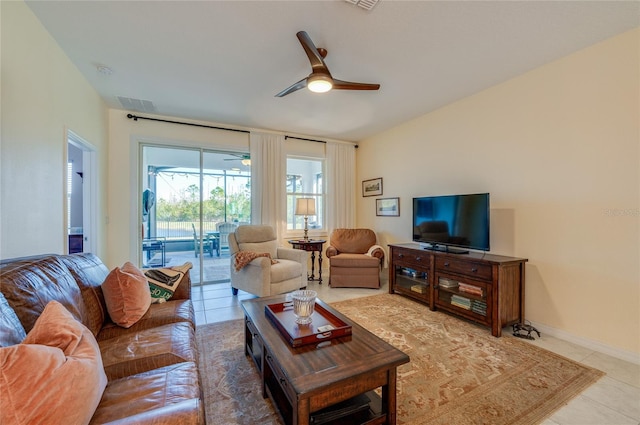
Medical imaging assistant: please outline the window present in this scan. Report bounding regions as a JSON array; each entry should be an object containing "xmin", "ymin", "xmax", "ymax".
[{"xmin": 286, "ymin": 157, "xmax": 324, "ymax": 233}]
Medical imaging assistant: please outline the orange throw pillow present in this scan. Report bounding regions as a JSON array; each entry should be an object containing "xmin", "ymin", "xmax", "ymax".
[
  {"xmin": 102, "ymin": 262, "xmax": 151, "ymax": 328},
  {"xmin": 0, "ymin": 301, "xmax": 107, "ymax": 425}
]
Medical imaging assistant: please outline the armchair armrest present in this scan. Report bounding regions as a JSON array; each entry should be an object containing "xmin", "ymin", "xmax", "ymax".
[
  {"xmin": 231, "ymin": 257, "xmax": 272, "ymax": 296},
  {"xmin": 325, "ymin": 246, "xmax": 338, "ymax": 258},
  {"xmin": 171, "ymin": 271, "xmax": 192, "ymax": 300},
  {"xmin": 277, "ymin": 247, "xmax": 307, "ymax": 263},
  {"xmin": 277, "ymin": 247, "xmax": 308, "ymax": 283},
  {"xmin": 366, "ymin": 245, "xmax": 386, "ymax": 268}
]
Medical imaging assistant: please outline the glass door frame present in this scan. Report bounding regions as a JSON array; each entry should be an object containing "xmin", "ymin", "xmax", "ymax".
[{"xmin": 139, "ymin": 143, "xmax": 251, "ymax": 286}]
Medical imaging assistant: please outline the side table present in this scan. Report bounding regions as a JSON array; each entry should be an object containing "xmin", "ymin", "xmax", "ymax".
[{"xmin": 288, "ymin": 239, "xmax": 326, "ymax": 284}]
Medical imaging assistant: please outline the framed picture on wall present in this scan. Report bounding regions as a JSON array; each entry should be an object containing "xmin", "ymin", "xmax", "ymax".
[
  {"xmin": 376, "ymin": 197, "xmax": 400, "ymax": 216},
  {"xmin": 362, "ymin": 178, "xmax": 383, "ymax": 197}
]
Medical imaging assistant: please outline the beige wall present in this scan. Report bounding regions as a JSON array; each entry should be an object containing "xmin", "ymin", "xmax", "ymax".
[
  {"xmin": 1, "ymin": 1, "xmax": 108, "ymax": 259},
  {"xmin": 357, "ymin": 29, "xmax": 639, "ymax": 358}
]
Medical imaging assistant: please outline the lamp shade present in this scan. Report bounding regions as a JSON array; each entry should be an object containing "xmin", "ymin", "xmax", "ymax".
[{"xmin": 295, "ymin": 198, "xmax": 316, "ymax": 216}]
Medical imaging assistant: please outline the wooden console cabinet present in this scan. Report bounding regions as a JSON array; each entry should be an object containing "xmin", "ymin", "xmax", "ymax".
[{"xmin": 388, "ymin": 243, "xmax": 527, "ymax": 337}]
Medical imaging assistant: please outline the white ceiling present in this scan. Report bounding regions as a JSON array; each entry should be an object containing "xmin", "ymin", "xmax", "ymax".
[{"xmin": 26, "ymin": 0, "xmax": 639, "ymax": 142}]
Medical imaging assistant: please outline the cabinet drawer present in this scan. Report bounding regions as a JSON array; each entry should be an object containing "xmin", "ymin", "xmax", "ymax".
[
  {"xmin": 436, "ymin": 257, "xmax": 492, "ymax": 281},
  {"xmin": 392, "ymin": 248, "xmax": 429, "ymax": 268}
]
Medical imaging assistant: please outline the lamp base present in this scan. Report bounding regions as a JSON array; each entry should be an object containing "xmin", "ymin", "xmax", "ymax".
[{"xmin": 303, "ymin": 216, "xmax": 309, "ymax": 241}]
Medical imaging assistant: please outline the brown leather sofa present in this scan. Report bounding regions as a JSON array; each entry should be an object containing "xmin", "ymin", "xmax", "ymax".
[
  {"xmin": 0, "ymin": 253, "xmax": 204, "ymax": 424},
  {"xmin": 325, "ymin": 228, "xmax": 385, "ymax": 288}
]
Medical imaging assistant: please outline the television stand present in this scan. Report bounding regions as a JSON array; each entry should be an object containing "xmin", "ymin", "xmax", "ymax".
[
  {"xmin": 423, "ymin": 244, "xmax": 469, "ymax": 255},
  {"xmin": 389, "ymin": 243, "xmax": 528, "ymax": 337}
]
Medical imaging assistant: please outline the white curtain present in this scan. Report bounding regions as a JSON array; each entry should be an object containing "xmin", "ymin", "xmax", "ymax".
[
  {"xmin": 250, "ymin": 132, "xmax": 286, "ymax": 237},
  {"xmin": 326, "ymin": 142, "xmax": 356, "ymax": 231}
]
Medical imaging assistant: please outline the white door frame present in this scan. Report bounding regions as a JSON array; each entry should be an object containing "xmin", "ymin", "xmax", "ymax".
[{"xmin": 66, "ymin": 129, "xmax": 97, "ymax": 254}]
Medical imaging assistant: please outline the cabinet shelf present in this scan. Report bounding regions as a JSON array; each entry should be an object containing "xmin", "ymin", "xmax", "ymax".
[
  {"xmin": 389, "ymin": 243, "xmax": 528, "ymax": 337},
  {"xmin": 436, "ymin": 285, "xmax": 486, "ymax": 302}
]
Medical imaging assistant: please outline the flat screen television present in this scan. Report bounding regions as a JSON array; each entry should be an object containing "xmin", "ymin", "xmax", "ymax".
[{"xmin": 412, "ymin": 193, "xmax": 490, "ymax": 254}]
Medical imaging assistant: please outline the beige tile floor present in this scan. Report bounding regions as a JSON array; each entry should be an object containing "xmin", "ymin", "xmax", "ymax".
[{"xmin": 191, "ymin": 274, "xmax": 640, "ymax": 425}]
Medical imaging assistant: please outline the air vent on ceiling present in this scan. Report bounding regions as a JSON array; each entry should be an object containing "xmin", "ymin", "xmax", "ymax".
[
  {"xmin": 345, "ymin": 0, "xmax": 379, "ymax": 11},
  {"xmin": 117, "ymin": 96, "xmax": 157, "ymax": 113}
]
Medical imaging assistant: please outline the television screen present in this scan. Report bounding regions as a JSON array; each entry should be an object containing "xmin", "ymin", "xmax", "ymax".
[{"xmin": 412, "ymin": 193, "xmax": 490, "ymax": 253}]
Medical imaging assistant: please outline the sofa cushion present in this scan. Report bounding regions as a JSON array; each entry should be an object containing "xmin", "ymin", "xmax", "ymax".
[
  {"xmin": 90, "ymin": 362, "xmax": 203, "ymax": 424},
  {"xmin": 0, "ymin": 301, "xmax": 107, "ymax": 425},
  {"xmin": 97, "ymin": 299, "xmax": 195, "ymax": 341},
  {"xmin": 0, "ymin": 256, "xmax": 90, "ymax": 333},
  {"xmin": 98, "ymin": 321, "xmax": 197, "ymax": 380},
  {"xmin": 102, "ymin": 262, "xmax": 152, "ymax": 328},
  {"xmin": 59, "ymin": 253, "xmax": 110, "ymax": 337},
  {"xmin": 0, "ymin": 292, "xmax": 26, "ymax": 347}
]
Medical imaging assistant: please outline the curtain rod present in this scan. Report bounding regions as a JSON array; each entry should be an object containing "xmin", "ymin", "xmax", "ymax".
[
  {"xmin": 285, "ymin": 135, "xmax": 358, "ymax": 148},
  {"xmin": 127, "ymin": 113, "xmax": 357, "ymax": 147},
  {"xmin": 126, "ymin": 114, "xmax": 250, "ymax": 134}
]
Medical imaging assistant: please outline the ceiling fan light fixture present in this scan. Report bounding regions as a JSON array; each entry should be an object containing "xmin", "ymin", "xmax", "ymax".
[
  {"xmin": 241, "ymin": 159, "xmax": 251, "ymax": 166},
  {"xmin": 307, "ymin": 75, "xmax": 333, "ymax": 93}
]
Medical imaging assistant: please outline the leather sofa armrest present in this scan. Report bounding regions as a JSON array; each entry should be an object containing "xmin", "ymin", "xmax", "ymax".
[
  {"xmin": 325, "ymin": 246, "xmax": 338, "ymax": 258},
  {"xmin": 100, "ymin": 398, "xmax": 204, "ymax": 425},
  {"xmin": 170, "ymin": 271, "xmax": 192, "ymax": 301}
]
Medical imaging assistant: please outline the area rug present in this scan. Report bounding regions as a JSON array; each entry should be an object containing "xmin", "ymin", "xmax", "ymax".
[{"xmin": 196, "ymin": 294, "xmax": 604, "ymax": 425}]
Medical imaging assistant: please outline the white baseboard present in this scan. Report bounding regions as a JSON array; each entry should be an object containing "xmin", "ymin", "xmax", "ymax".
[{"xmin": 529, "ymin": 320, "xmax": 640, "ymax": 366}]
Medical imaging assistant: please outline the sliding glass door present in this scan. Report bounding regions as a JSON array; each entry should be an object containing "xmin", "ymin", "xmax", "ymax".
[{"xmin": 141, "ymin": 145, "xmax": 251, "ymax": 285}]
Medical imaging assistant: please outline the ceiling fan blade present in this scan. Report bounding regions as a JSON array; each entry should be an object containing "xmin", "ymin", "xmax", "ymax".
[
  {"xmin": 296, "ymin": 31, "xmax": 329, "ymax": 74},
  {"xmin": 275, "ymin": 77, "xmax": 307, "ymax": 97},
  {"xmin": 332, "ymin": 79, "xmax": 380, "ymax": 91}
]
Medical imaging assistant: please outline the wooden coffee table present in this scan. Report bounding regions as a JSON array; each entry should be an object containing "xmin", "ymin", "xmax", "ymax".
[{"xmin": 241, "ymin": 295, "xmax": 410, "ymax": 425}]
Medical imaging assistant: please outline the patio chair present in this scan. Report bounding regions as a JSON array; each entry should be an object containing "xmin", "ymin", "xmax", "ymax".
[
  {"xmin": 192, "ymin": 223, "xmax": 214, "ymax": 257},
  {"xmin": 216, "ymin": 222, "xmax": 238, "ymax": 251}
]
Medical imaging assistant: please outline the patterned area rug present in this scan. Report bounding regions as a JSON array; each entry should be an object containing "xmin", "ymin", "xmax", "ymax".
[{"xmin": 196, "ymin": 294, "xmax": 604, "ymax": 425}]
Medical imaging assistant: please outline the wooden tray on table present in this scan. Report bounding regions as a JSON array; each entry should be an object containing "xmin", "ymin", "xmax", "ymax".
[{"xmin": 265, "ymin": 301, "xmax": 352, "ymax": 348}]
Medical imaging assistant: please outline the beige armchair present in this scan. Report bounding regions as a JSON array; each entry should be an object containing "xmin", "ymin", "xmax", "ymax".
[
  {"xmin": 229, "ymin": 225, "xmax": 308, "ymax": 297},
  {"xmin": 326, "ymin": 228, "xmax": 385, "ymax": 289}
]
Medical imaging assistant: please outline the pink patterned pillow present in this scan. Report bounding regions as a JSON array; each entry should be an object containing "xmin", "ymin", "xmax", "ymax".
[
  {"xmin": 102, "ymin": 262, "xmax": 151, "ymax": 328},
  {"xmin": 0, "ymin": 301, "xmax": 107, "ymax": 425}
]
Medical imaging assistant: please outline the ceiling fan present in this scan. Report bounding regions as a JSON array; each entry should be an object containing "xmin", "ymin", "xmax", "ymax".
[
  {"xmin": 275, "ymin": 31, "xmax": 380, "ymax": 97},
  {"xmin": 223, "ymin": 153, "xmax": 251, "ymax": 166}
]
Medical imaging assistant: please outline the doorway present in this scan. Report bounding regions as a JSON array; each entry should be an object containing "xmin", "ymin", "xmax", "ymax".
[
  {"xmin": 141, "ymin": 145, "xmax": 251, "ymax": 286},
  {"xmin": 66, "ymin": 130, "xmax": 96, "ymax": 254}
]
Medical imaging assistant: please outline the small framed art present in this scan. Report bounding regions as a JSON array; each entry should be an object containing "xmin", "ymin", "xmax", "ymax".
[
  {"xmin": 362, "ymin": 178, "xmax": 383, "ymax": 197},
  {"xmin": 376, "ymin": 197, "xmax": 400, "ymax": 216}
]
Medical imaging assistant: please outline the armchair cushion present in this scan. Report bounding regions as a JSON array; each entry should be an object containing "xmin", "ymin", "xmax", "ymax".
[
  {"xmin": 326, "ymin": 228, "xmax": 377, "ymax": 255},
  {"xmin": 328, "ymin": 253, "xmax": 380, "ymax": 268},
  {"xmin": 235, "ymin": 225, "xmax": 278, "ymax": 258}
]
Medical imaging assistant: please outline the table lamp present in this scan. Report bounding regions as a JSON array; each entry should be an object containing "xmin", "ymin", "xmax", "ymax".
[{"xmin": 295, "ymin": 198, "xmax": 316, "ymax": 241}]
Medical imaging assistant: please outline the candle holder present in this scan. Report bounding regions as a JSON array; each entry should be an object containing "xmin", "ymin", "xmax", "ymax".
[{"xmin": 291, "ymin": 290, "xmax": 317, "ymax": 325}]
